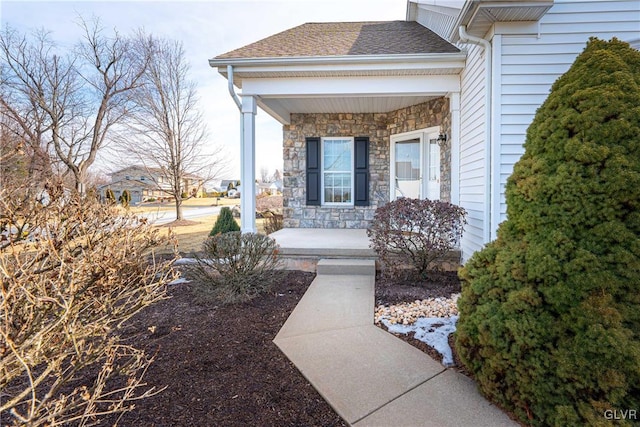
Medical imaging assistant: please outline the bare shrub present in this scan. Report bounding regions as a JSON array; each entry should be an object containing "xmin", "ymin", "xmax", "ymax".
[
  {"xmin": 0, "ymin": 181, "xmax": 176, "ymax": 426},
  {"xmin": 188, "ymin": 232, "xmax": 283, "ymax": 304},
  {"xmin": 255, "ymin": 195, "xmax": 283, "ymax": 213},
  {"xmin": 263, "ymin": 212, "xmax": 283, "ymax": 235},
  {"xmin": 367, "ymin": 198, "xmax": 466, "ymax": 279}
]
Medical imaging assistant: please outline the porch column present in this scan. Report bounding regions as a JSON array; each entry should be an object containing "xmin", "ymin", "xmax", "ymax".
[
  {"xmin": 448, "ymin": 92, "xmax": 461, "ymax": 205},
  {"xmin": 240, "ymin": 95, "xmax": 257, "ymax": 232}
]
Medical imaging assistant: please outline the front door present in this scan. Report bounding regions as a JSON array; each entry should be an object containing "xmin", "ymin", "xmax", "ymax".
[{"xmin": 391, "ymin": 128, "xmax": 440, "ymax": 201}]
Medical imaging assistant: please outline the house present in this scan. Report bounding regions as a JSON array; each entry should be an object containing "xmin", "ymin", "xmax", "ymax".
[
  {"xmin": 258, "ymin": 180, "xmax": 283, "ymax": 195},
  {"xmin": 209, "ymin": 0, "xmax": 640, "ymax": 261},
  {"xmin": 220, "ymin": 179, "xmax": 241, "ymax": 191},
  {"xmin": 100, "ymin": 165, "xmax": 205, "ymax": 204}
]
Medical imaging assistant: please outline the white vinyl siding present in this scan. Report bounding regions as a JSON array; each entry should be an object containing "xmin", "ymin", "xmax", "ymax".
[
  {"xmin": 494, "ymin": 0, "xmax": 640, "ymax": 225},
  {"xmin": 458, "ymin": 43, "xmax": 487, "ymax": 260}
]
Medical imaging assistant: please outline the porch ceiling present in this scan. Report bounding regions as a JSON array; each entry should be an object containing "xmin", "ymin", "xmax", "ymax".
[{"xmin": 259, "ymin": 94, "xmax": 443, "ymax": 124}]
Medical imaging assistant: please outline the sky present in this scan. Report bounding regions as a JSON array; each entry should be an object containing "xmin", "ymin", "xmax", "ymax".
[{"xmin": 1, "ymin": 0, "xmax": 408, "ymax": 182}]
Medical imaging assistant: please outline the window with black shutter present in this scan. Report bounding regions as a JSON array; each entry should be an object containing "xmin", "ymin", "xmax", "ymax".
[{"xmin": 305, "ymin": 136, "xmax": 369, "ymax": 207}]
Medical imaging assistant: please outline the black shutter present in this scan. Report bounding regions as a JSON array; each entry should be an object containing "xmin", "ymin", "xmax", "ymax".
[
  {"xmin": 306, "ymin": 137, "xmax": 321, "ymax": 206},
  {"xmin": 354, "ymin": 136, "xmax": 369, "ymax": 206}
]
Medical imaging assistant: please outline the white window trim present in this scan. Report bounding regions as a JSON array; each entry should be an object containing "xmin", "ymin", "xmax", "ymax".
[{"xmin": 321, "ymin": 136, "xmax": 355, "ymax": 207}]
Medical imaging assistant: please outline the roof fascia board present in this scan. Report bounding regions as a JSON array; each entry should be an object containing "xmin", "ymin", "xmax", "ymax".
[
  {"xmin": 209, "ymin": 52, "xmax": 466, "ymax": 69},
  {"xmin": 241, "ymin": 74, "xmax": 461, "ymax": 97},
  {"xmin": 216, "ymin": 62, "xmax": 466, "ymax": 78}
]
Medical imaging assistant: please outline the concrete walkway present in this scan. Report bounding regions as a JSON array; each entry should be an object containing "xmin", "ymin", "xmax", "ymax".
[{"xmin": 273, "ymin": 259, "xmax": 517, "ymax": 427}]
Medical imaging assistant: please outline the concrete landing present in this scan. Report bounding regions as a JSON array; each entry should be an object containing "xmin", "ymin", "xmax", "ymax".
[
  {"xmin": 270, "ymin": 228, "xmax": 375, "ymax": 271},
  {"xmin": 273, "ymin": 259, "xmax": 517, "ymax": 427}
]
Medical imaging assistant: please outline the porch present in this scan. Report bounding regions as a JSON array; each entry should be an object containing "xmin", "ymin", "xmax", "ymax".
[
  {"xmin": 270, "ymin": 228, "xmax": 375, "ymax": 271},
  {"xmin": 269, "ymin": 228, "xmax": 461, "ymax": 273}
]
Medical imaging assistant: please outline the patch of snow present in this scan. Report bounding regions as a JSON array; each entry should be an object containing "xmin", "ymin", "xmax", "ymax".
[
  {"xmin": 168, "ymin": 277, "xmax": 191, "ymax": 285},
  {"xmin": 173, "ymin": 258, "xmax": 198, "ymax": 265},
  {"xmin": 381, "ymin": 315, "xmax": 459, "ymax": 366}
]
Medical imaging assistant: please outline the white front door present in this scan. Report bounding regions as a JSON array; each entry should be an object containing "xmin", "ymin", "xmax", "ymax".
[{"xmin": 390, "ymin": 128, "xmax": 441, "ymax": 201}]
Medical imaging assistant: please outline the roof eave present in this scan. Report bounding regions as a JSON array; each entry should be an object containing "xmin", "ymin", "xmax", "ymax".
[
  {"xmin": 209, "ymin": 52, "xmax": 467, "ymax": 84},
  {"xmin": 449, "ymin": 0, "xmax": 554, "ymax": 42},
  {"xmin": 210, "ymin": 52, "xmax": 465, "ymax": 70}
]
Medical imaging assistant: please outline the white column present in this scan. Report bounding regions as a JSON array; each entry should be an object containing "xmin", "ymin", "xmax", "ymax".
[
  {"xmin": 240, "ymin": 95, "xmax": 257, "ymax": 233},
  {"xmin": 448, "ymin": 91, "xmax": 461, "ymax": 206}
]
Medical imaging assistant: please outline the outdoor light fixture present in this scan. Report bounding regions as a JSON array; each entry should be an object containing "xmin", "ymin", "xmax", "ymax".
[{"xmin": 437, "ymin": 133, "xmax": 448, "ymax": 144}]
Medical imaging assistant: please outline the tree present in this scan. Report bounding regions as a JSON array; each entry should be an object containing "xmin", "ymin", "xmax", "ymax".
[
  {"xmin": 455, "ymin": 38, "xmax": 640, "ymax": 426},
  {"xmin": 118, "ymin": 36, "xmax": 228, "ymax": 221},
  {"xmin": 0, "ymin": 29, "xmax": 59, "ymax": 190},
  {"xmin": 209, "ymin": 207, "xmax": 240, "ymax": 236},
  {"xmin": 0, "ymin": 20, "xmax": 148, "ymax": 194},
  {"xmin": 260, "ymin": 166, "xmax": 270, "ymax": 183}
]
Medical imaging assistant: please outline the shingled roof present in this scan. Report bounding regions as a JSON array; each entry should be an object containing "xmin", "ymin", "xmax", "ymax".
[{"xmin": 215, "ymin": 21, "xmax": 459, "ymax": 59}]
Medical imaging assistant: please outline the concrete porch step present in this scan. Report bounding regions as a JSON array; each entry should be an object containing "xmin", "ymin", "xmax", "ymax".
[{"xmin": 316, "ymin": 259, "xmax": 376, "ymax": 276}]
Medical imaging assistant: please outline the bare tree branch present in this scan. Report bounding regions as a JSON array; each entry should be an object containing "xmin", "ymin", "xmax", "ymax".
[
  {"xmin": 0, "ymin": 19, "xmax": 149, "ymax": 195},
  {"xmin": 116, "ymin": 35, "xmax": 229, "ymax": 220}
]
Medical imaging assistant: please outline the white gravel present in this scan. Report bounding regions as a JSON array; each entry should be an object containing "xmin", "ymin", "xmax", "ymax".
[{"xmin": 375, "ymin": 293, "xmax": 460, "ymax": 366}]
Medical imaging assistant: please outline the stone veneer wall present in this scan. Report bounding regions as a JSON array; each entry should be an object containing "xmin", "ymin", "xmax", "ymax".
[{"xmin": 282, "ymin": 98, "xmax": 451, "ymax": 228}]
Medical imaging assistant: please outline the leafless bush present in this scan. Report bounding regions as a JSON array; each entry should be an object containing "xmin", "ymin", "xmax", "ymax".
[
  {"xmin": 188, "ymin": 232, "xmax": 282, "ymax": 304},
  {"xmin": 368, "ymin": 198, "xmax": 466, "ymax": 279},
  {"xmin": 263, "ymin": 212, "xmax": 283, "ymax": 235},
  {"xmin": 255, "ymin": 195, "xmax": 283, "ymax": 213},
  {"xmin": 0, "ymin": 181, "xmax": 176, "ymax": 426}
]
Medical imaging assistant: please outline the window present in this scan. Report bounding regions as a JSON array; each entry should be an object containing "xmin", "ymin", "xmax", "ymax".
[
  {"xmin": 306, "ymin": 136, "xmax": 369, "ymax": 207},
  {"xmin": 322, "ymin": 137, "xmax": 353, "ymax": 205}
]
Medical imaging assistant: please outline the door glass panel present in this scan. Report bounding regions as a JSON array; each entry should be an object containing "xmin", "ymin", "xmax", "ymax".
[{"xmin": 394, "ymin": 139, "xmax": 420, "ymax": 199}]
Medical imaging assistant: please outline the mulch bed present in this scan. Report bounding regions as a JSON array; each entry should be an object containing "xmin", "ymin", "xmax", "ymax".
[
  {"xmin": 107, "ymin": 269, "xmax": 465, "ymax": 425},
  {"xmin": 113, "ymin": 271, "xmax": 346, "ymax": 427}
]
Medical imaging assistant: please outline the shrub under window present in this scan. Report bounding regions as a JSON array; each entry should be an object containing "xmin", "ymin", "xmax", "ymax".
[{"xmin": 367, "ymin": 197, "xmax": 466, "ymax": 279}]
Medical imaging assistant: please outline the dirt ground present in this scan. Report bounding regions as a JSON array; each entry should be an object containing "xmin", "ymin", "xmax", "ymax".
[{"xmin": 109, "ymin": 269, "xmax": 461, "ymax": 426}]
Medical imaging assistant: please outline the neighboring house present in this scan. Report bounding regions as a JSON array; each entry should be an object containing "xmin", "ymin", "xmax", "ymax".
[
  {"xmin": 258, "ymin": 180, "xmax": 283, "ymax": 195},
  {"xmin": 98, "ymin": 178, "xmax": 155, "ymax": 205},
  {"xmin": 220, "ymin": 179, "xmax": 240, "ymax": 191},
  {"xmin": 209, "ymin": 0, "xmax": 640, "ymax": 260},
  {"xmin": 100, "ymin": 165, "xmax": 205, "ymax": 204}
]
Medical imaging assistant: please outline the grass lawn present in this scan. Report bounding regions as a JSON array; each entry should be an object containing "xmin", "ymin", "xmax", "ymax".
[{"xmin": 130, "ymin": 196, "xmax": 275, "ymax": 255}]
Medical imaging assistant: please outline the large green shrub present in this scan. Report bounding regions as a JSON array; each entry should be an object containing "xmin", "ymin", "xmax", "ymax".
[
  {"xmin": 209, "ymin": 206, "xmax": 240, "ymax": 236},
  {"xmin": 455, "ymin": 38, "xmax": 640, "ymax": 426}
]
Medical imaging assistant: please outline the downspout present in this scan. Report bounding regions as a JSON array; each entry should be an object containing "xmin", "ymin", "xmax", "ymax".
[
  {"xmin": 226, "ymin": 65, "xmax": 242, "ymax": 111},
  {"xmin": 458, "ymin": 26, "xmax": 493, "ymax": 244},
  {"xmin": 227, "ymin": 66, "xmax": 244, "ymax": 183}
]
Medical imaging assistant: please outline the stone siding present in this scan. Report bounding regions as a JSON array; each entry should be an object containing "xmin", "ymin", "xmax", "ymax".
[{"xmin": 282, "ymin": 98, "xmax": 451, "ymax": 229}]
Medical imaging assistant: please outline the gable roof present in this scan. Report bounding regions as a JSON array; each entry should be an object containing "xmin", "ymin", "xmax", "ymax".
[
  {"xmin": 111, "ymin": 165, "xmax": 203, "ymax": 181},
  {"xmin": 215, "ymin": 21, "xmax": 459, "ymax": 60}
]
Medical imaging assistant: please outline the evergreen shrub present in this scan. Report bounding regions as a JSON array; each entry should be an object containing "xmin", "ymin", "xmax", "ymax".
[
  {"xmin": 119, "ymin": 189, "xmax": 131, "ymax": 207},
  {"xmin": 210, "ymin": 207, "xmax": 240, "ymax": 236},
  {"xmin": 455, "ymin": 38, "xmax": 640, "ymax": 426},
  {"xmin": 105, "ymin": 188, "xmax": 115, "ymax": 204},
  {"xmin": 189, "ymin": 232, "xmax": 282, "ymax": 304}
]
